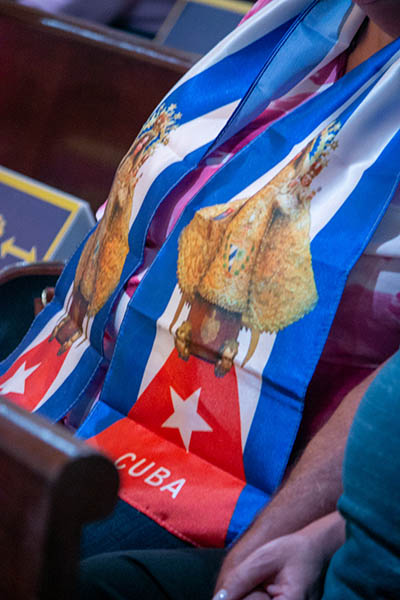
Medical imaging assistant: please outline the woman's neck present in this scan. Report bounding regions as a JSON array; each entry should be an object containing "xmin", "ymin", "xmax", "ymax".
[{"xmin": 346, "ymin": 19, "xmax": 395, "ymax": 73}]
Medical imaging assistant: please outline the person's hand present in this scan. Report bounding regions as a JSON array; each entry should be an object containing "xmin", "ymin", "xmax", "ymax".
[
  {"xmin": 212, "ymin": 530, "xmax": 326, "ymax": 600},
  {"xmin": 213, "ymin": 512, "xmax": 345, "ymax": 600}
]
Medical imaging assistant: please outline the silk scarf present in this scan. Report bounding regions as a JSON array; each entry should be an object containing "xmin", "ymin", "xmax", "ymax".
[{"xmin": 1, "ymin": 0, "xmax": 399, "ymax": 546}]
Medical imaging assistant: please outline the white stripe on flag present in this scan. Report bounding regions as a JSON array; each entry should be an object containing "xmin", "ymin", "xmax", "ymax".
[
  {"xmin": 129, "ymin": 101, "xmax": 240, "ymax": 227},
  {"xmin": 310, "ymin": 55, "xmax": 400, "ymax": 240},
  {"xmin": 34, "ymin": 336, "xmax": 91, "ymax": 410},
  {"xmin": 236, "ymin": 330, "xmax": 276, "ymax": 448},
  {"xmin": 138, "ymin": 285, "xmax": 189, "ymax": 399}
]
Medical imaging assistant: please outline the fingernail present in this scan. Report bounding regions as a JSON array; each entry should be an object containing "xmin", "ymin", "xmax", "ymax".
[{"xmin": 213, "ymin": 590, "xmax": 228, "ymax": 600}]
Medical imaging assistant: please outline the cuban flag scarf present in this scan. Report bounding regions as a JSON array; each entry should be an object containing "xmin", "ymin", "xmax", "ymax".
[{"xmin": 1, "ymin": 0, "xmax": 399, "ymax": 546}]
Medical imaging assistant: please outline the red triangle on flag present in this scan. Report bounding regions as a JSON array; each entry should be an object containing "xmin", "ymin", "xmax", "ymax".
[
  {"xmin": 0, "ymin": 336, "xmax": 69, "ymax": 411},
  {"xmin": 129, "ymin": 348, "xmax": 245, "ymax": 481}
]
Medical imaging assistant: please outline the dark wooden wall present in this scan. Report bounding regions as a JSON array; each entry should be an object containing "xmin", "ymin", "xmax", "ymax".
[{"xmin": 0, "ymin": 1, "xmax": 195, "ymax": 212}]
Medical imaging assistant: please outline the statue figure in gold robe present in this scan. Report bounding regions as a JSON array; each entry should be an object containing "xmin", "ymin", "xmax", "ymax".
[
  {"xmin": 51, "ymin": 103, "xmax": 181, "ymax": 354},
  {"xmin": 171, "ymin": 122, "xmax": 340, "ymax": 375}
]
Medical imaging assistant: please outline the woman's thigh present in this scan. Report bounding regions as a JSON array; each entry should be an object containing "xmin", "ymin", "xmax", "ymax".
[{"xmin": 78, "ymin": 548, "xmax": 225, "ymax": 600}]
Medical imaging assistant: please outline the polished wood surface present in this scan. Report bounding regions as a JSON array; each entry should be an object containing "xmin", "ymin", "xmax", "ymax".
[
  {"xmin": 0, "ymin": 1, "xmax": 195, "ymax": 211},
  {"xmin": 0, "ymin": 396, "xmax": 119, "ymax": 599},
  {"xmin": 0, "ymin": 260, "xmax": 64, "ymax": 286}
]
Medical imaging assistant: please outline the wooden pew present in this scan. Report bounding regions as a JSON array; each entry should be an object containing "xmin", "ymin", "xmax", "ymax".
[
  {"xmin": 0, "ymin": 395, "xmax": 119, "ymax": 600},
  {"xmin": 0, "ymin": 1, "xmax": 195, "ymax": 212}
]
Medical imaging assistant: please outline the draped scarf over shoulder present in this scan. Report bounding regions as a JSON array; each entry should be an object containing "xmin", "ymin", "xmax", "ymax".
[{"xmin": 1, "ymin": 0, "xmax": 399, "ymax": 547}]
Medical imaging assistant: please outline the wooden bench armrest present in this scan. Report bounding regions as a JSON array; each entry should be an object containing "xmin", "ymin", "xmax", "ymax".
[
  {"xmin": 0, "ymin": 396, "xmax": 119, "ymax": 599},
  {"xmin": 0, "ymin": 261, "xmax": 65, "ymax": 286}
]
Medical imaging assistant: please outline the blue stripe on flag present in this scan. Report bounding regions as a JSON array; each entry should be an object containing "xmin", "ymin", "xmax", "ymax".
[
  {"xmin": 76, "ymin": 399, "xmax": 124, "ymax": 440},
  {"xmin": 226, "ymin": 484, "xmax": 270, "ymax": 546},
  {"xmin": 211, "ymin": 0, "xmax": 354, "ymax": 151},
  {"xmin": 163, "ymin": 19, "xmax": 295, "ymax": 127}
]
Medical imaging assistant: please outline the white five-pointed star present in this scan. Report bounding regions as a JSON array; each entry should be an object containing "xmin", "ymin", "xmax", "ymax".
[
  {"xmin": 162, "ymin": 387, "xmax": 212, "ymax": 452},
  {"xmin": 0, "ymin": 361, "xmax": 40, "ymax": 395}
]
